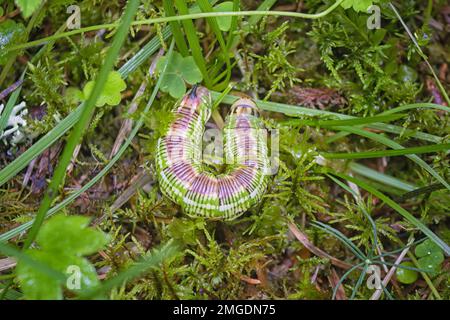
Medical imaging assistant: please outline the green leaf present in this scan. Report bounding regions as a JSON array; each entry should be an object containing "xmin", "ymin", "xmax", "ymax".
[
  {"xmin": 64, "ymin": 87, "xmax": 84, "ymax": 105},
  {"xmin": 37, "ymin": 215, "xmax": 110, "ymax": 255},
  {"xmin": 213, "ymin": 2, "xmax": 234, "ymax": 31},
  {"xmin": 82, "ymin": 71, "xmax": 126, "ymax": 107},
  {"xmin": 415, "ymin": 239, "xmax": 444, "ymax": 275},
  {"xmin": 16, "ymin": 214, "xmax": 109, "ymax": 299},
  {"xmin": 181, "ymin": 56, "xmax": 203, "ymax": 84},
  {"xmin": 165, "ymin": 73, "xmax": 186, "ymax": 98},
  {"xmin": 16, "ymin": 250, "xmax": 63, "ymax": 300},
  {"xmin": 415, "ymin": 239, "xmax": 442, "ymax": 258},
  {"xmin": 15, "ymin": 0, "xmax": 42, "ymax": 18},
  {"xmin": 17, "ymin": 251, "xmax": 100, "ymax": 299},
  {"xmin": 341, "ymin": 0, "xmax": 378, "ymax": 12},
  {"xmin": 417, "ymin": 254, "xmax": 444, "ymax": 274},
  {"xmin": 396, "ymin": 262, "xmax": 418, "ymax": 284},
  {"xmin": 0, "ymin": 20, "xmax": 26, "ymax": 65},
  {"xmin": 156, "ymin": 51, "xmax": 203, "ymax": 98}
]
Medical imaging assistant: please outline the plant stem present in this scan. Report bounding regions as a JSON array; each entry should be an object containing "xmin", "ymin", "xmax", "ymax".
[
  {"xmin": 7, "ymin": 0, "xmax": 345, "ymax": 53},
  {"xmin": 23, "ymin": 0, "xmax": 140, "ymax": 249}
]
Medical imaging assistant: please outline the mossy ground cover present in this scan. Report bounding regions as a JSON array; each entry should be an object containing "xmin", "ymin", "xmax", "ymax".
[{"xmin": 0, "ymin": 0, "xmax": 448, "ymax": 300}]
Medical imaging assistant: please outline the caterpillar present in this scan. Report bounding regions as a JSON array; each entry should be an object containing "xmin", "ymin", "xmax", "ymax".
[{"xmin": 155, "ymin": 86, "xmax": 270, "ymax": 220}]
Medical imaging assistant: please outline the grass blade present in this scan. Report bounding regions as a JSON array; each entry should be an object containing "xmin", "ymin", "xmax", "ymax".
[
  {"xmin": 0, "ymin": 27, "xmax": 171, "ymax": 187},
  {"xmin": 23, "ymin": 0, "xmax": 140, "ymax": 249},
  {"xmin": 280, "ymin": 114, "xmax": 405, "ymax": 127},
  {"xmin": 174, "ymin": 0, "xmax": 212, "ymax": 86},
  {"xmin": 210, "ymin": 92, "xmax": 443, "ymax": 143},
  {"xmin": 331, "ymin": 126, "xmax": 450, "ymax": 191},
  {"xmin": 0, "ymin": 41, "xmax": 175, "ymax": 243},
  {"xmin": 312, "ymin": 221, "xmax": 367, "ymax": 261},
  {"xmin": 379, "ymin": 102, "xmax": 450, "ymax": 115},
  {"xmin": 0, "ymin": 73, "xmax": 26, "ymax": 134},
  {"xmin": 322, "ymin": 143, "xmax": 450, "ymax": 159},
  {"xmin": 196, "ymin": 0, "xmax": 232, "ymax": 89},
  {"xmin": 163, "ymin": 0, "xmax": 189, "ymax": 56},
  {"xmin": 331, "ymin": 172, "xmax": 450, "ymax": 256},
  {"xmin": 349, "ymin": 163, "xmax": 417, "ymax": 192}
]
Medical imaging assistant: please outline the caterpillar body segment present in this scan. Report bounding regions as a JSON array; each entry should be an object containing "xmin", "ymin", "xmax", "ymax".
[{"xmin": 155, "ymin": 87, "xmax": 270, "ymax": 220}]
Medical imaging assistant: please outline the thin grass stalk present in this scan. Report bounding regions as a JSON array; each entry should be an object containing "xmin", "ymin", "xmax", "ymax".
[
  {"xmin": 322, "ymin": 143, "xmax": 450, "ymax": 159},
  {"xmin": 332, "ymin": 172, "xmax": 450, "ymax": 255},
  {"xmin": 163, "ymin": 0, "xmax": 189, "ymax": 56},
  {"xmin": 0, "ymin": 40, "xmax": 175, "ymax": 243},
  {"xmin": 6, "ymin": 0, "xmax": 345, "ymax": 52},
  {"xmin": 331, "ymin": 126, "xmax": 450, "ymax": 191},
  {"xmin": 174, "ymin": 0, "xmax": 212, "ymax": 86},
  {"xmin": 0, "ymin": 24, "xmax": 171, "ymax": 187},
  {"xmin": 23, "ymin": 0, "xmax": 140, "ymax": 249}
]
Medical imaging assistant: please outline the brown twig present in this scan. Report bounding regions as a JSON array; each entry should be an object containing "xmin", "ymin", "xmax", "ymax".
[
  {"xmin": 0, "ymin": 9, "xmax": 20, "ymax": 23},
  {"xmin": 328, "ymin": 268, "xmax": 347, "ymax": 300},
  {"xmin": 0, "ymin": 79, "xmax": 24, "ymax": 101},
  {"xmin": 288, "ymin": 222, "xmax": 353, "ymax": 270},
  {"xmin": 0, "ymin": 257, "xmax": 16, "ymax": 272},
  {"xmin": 92, "ymin": 170, "xmax": 154, "ymax": 227},
  {"xmin": 370, "ymin": 244, "xmax": 411, "ymax": 300}
]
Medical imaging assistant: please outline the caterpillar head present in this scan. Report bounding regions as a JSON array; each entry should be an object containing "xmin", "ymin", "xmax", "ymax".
[
  {"xmin": 180, "ymin": 85, "xmax": 212, "ymax": 115},
  {"xmin": 230, "ymin": 98, "xmax": 259, "ymax": 117}
]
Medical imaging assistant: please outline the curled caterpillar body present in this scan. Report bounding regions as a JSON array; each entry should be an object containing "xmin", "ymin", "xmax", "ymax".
[{"xmin": 155, "ymin": 86, "xmax": 270, "ymax": 220}]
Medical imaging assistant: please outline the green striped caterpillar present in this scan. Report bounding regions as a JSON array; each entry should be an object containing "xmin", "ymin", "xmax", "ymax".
[{"xmin": 155, "ymin": 86, "xmax": 271, "ymax": 220}]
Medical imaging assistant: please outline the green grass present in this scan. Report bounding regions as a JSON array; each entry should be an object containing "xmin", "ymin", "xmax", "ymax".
[
  {"xmin": 322, "ymin": 143, "xmax": 450, "ymax": 159},
  {"xmin": 6, "ymin": 1, "xmax": 345, "ymax": 53},
  {"xmin": 1, "ymin": 0, "xmax": 448, "ymax": 301},
  {"xmin": 23, "ymin": 0, "xmax": 141, "ymax": 249}
]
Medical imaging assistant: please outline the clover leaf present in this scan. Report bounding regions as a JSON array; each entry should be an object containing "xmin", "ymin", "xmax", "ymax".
[
  {"xmin": 396, "ymin": 262, "xmax": 418, "ymax": 284},
  {"xmin": 341, "ymin": 0, "xmax": 379, "ymax": 12},
  {"xmin": 213, "ymin": 2, "xmax": 234, "ymax": 32},
  {"xmin": 82, "ymin": 71, "xmax": 126, "ymax": 107},
  {"xmin": 64, "ymin": 87, "xmax": 84, "ymax": 105},
  {"xmin": 16, "ymin": 214, "xmax": 110, "ymax": 300},
  {"xmin": 156, "ymin": 51, "xmax": 203, "ymax": 98},
  {"xmin": 0, "ymin": 20, "xmax": 26, "ymax": 65},
  {"xmin": 15, "ymin": 0, "xmax": 42, "ymax": 18},
  {"xmin": 415, "ymin": 239, "xmax": 444, "ymax": 275}
]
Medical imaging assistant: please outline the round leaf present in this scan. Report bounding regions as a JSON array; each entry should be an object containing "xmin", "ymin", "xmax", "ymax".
[
  {"xmin": 181, "ymin": 56, "xmax": 203, "ymax": 85},
  {"xmin": 396, "ymin": 262, "xmax": 418, "ymax": 284},
  {"xmin": 166, "ymin": 74, "xmax": 186, "ymax": 98},
  {"xmin": 415, "ymin": 239, "xmax": 442, "ymax": 258},
  {"xmin": 36, "ymin": 214, "xmax": 110, "ymax": 256},
  {"xmin": 0, "ymin": 20, "xmax": 26, "ymax": 65},
  {"xmin": 15, "ymin": 0, "xmax": 42, "ymax": 18},
  {"xmin": 213, "ymin": 2, "xmax": 234, "ymax": 32},
  {"xmin": 82, "ymin": 71, "xmax": 126, "ymax": 107},
  {"xmin": 417, "ymin": 252, "xmax": 444, "ymax": 276}
]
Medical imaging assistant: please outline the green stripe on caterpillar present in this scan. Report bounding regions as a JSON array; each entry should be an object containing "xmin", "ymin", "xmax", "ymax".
[{"xmin": 155, "ymin": 86, "xmax": 271, "ymax": 220}]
